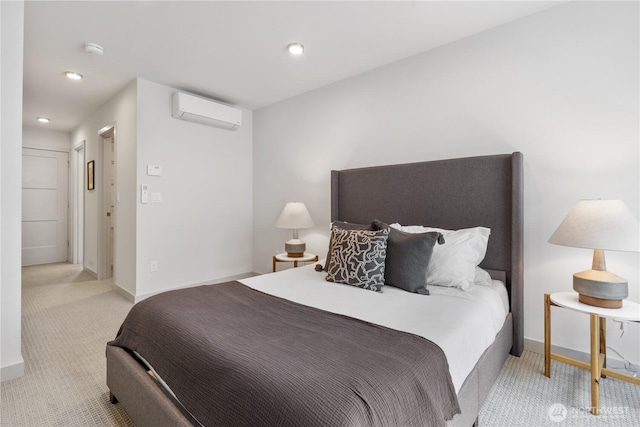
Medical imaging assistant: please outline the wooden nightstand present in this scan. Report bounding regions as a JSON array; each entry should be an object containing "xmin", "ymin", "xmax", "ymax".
[
  {"xmin": 272, "ymin": 253, "xmax": 319, "ymax": 272},
  {"xmin": 544, "ymin": 292, "xmax": 640, "ymax": 415}
]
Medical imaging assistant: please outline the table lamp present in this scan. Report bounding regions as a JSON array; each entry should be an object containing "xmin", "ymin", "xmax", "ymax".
[
  {"xmin": 548, "ymin": 199, "xmax": 640, "ymax": 308},
  {"xmin": 275, "ymin": 202, "xmax": 315, "ymax": 257}
]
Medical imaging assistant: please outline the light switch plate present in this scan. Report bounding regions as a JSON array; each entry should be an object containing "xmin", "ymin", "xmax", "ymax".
[
  {"xmin": 141, "ymin": 184, "xmax": 149, "ymax": 204},
  {"xmin": 147, "ymin": 165, "xmax": 162, "ymax": 176}
]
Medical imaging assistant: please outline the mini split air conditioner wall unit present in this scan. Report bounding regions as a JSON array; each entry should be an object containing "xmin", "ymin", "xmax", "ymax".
[{"xmin": 171, "ymin": 92, "xmax": 242, "ymax": 131}]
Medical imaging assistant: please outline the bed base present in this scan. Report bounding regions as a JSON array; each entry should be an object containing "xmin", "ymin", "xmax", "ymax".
[
  {"xmin": 106, "ymin": 346, "xmax": 200, "ymax": 426},
  {"xmin": 449, "ymin": 313, "xmax": 513, "ymax": 426},
  {"xmin": 107, "ymin": 313, "xmax": 512, "ymax": 427}
]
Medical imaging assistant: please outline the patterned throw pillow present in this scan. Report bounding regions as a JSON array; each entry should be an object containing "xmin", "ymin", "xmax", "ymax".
[
  {"xmin": 325, "ymin": 228, "xmax": 389, "ymax": 292},
  {"xmin": 322, "ymin": 221, "xmax": 379, "ymax": 271}
]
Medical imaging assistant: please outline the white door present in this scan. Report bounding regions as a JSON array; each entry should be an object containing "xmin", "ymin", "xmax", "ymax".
[{"xmin": 22, "ymin": 148, "xmax": 69, "ymax": 266}]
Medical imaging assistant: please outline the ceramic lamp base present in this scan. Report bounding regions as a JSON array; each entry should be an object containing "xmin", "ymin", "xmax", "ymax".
[
  {"xmin": 285, "ymin": 239, "xmax": 306, "ymax": 258},
  {"xmin": 573, "ymin": 269, "xmax": 628, "ymax": 309}
]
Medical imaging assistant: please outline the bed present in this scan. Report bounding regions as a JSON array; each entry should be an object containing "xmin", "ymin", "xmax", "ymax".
[{"xmin": 106, "ymin": 152, "xmax": 524, "ymax": 426}]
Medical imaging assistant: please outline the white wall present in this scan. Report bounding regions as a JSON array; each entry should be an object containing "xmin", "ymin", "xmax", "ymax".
[
  {"xmin": 1, "ymin": 0, "xmax": 25, "ymax": 381},
  {"xmin": 71, "ymin": 78, "xmax": 253, "ymax": 301},
  {"xmin": 72, "ymin": 80, "xmax": 138, "ymax": 289},
  {"xmin": 253, "ymin": 2, "xmax": 640, "ymax": 363},
  {"xmin": 135, "ymin": 79, "xmax": 253, "ymax": 298},
  {"xmin": 22, "ymin": 126, "xmax": 71, "ymax": 151}
]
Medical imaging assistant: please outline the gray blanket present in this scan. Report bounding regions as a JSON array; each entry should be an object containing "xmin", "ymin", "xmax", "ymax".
[{"xmin": 109, "ymin": 281, "xmax": 460, "ymax": 426}]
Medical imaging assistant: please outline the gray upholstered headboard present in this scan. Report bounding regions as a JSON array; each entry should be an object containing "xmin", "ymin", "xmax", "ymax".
[{"xmin": 330, "ymin": 152, "xmax": 524, "ymax": 356}]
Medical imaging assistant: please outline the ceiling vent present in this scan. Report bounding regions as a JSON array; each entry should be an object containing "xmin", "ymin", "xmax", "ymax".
[{"xmin": 171, "ymin": 92, "xmax": 242, "ymax": 131}]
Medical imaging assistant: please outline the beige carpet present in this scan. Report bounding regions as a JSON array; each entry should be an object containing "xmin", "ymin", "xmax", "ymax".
[
  {"xmin": 2, "ymin": 263, "xmax": 639, "ymax": 426},
  {"xmin": 1, "ymin": 263, "xmax": 133, "ymax": 426},
  {"xmin": 479, "ymin": 351, "xmax": 640, "ymax": 426}
]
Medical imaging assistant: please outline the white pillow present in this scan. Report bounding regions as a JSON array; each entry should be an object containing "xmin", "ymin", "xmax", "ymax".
[
  {"xmin": 474, "ymin": 266, "xmax": 493, "ymax": 286},
  {"xmin": 390, "ymin": 224, "xmax": 490, "ymax": 290}
]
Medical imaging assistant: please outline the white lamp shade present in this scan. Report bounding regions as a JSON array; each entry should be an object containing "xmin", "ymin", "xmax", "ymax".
[
  {"xmin": 548, "ymin": 199, "xmax": 640, "ymax": 252},
  {"xmin": 275, "ymin": 202, "xmax": 315, "ymax": 229}
]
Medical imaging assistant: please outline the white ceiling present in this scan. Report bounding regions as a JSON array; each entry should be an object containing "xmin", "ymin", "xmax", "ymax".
[{"xmin": 23, "ymin": 1, "xmax": 564, "ymax": 132}]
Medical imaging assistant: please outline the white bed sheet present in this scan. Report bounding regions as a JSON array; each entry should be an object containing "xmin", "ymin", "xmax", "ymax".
[{"xmin": 239, "ymin": 264, "xmax": 509, "ymax": 393}]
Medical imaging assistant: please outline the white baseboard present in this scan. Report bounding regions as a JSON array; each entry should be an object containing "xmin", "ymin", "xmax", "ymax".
[
  {"xmin": 84, "ymin": 267, "xmax": 97, "ymax": 279},
  {"xmin": 525, "ymin": 338, "xmax": 640, "ymax": 373},
  {"xmin": 116, "ymin": 272, "xmax": 260, "ymax": 304},
  {"xmin": 112, "ymin": 283, "xmax": 135, "ymax": 303},
  {"xmin": 1, "ymin": 360, "xmax": 25, "ymax": 382}
]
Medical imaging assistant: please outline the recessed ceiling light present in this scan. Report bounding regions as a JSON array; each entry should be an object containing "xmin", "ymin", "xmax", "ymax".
[
  {"xmin": 65, "ymin": 71, "xmax": 83, "ymax": 80},
  {"xmin": 287, "ymin": 43, "xmax": 304, "ymax": 55},
  {"xmin": 37, "ymin": 117, "xmax": 50, "ymax": 123}
]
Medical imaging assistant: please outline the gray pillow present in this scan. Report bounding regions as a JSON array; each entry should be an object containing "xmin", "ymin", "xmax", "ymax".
[
  {"xmin": 384, "ymin": 227, "xmax": 444, "ymax": 295},
  {"xmin": 321, "ymin": 220, "xmax": 378, "ymax": 271},
  {"xmin": 325, "ymin": 228, "xmax": 389, "ymax": 292}
]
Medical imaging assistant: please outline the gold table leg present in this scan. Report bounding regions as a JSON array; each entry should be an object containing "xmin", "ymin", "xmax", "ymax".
[
  {"xmin": 544, "ymin": 294, "xmax": 551, "ymax": 377},
  {"xmin": 599, "ymin": 317, "xmax": 606, "ymax": 378},
  {"xmin": 590, "ymin": 313, "xmax": 600, "ymax": 415}
]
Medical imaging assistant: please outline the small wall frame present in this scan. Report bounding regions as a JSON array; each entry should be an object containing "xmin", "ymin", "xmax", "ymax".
[{"xmin": 87, "ymin": 160, "xmax": 95, "ymax": 190}]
